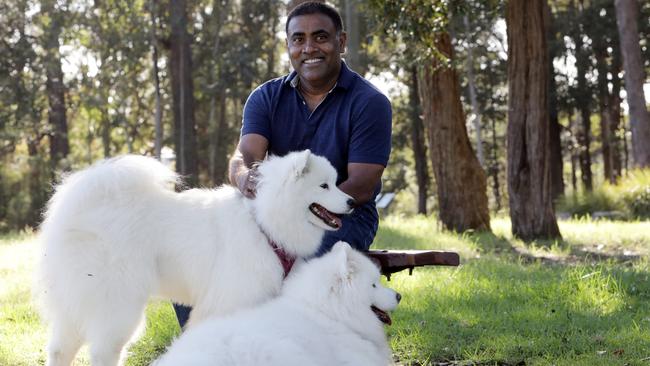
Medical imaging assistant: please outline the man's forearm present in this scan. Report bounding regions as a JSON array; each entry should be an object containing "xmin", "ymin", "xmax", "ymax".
[
  {"xmin": 228, "ymin": 151, "xmax": 247, "ymax": 186},
  {"xmin": 338, "ymin": 179, "xmax": 375, "ymax": 206}
]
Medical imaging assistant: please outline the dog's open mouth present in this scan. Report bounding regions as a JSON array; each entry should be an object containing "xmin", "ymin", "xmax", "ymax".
[
  {"xmin": 309, "ymin": 203, "xmax": 342, "ymax": 229},
  {"xmin": 371, "ymin": 305, "xmax": 392, "ymax": 325}
]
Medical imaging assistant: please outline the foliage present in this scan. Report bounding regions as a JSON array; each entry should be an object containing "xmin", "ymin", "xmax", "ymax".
[{"xmin": 557, "ymin": 169, "xmax": 650, "ymax": 219}]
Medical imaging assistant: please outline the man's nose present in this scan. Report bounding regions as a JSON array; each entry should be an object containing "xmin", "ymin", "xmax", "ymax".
[{"xmin": 302, "ymin": 39, "xmax": 317, "ymax": 53}]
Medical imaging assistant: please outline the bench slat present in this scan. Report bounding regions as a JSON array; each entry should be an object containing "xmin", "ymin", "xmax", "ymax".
[{"xmin": 365, "ymin": 250, "xmax": 460, "ymax": 280}]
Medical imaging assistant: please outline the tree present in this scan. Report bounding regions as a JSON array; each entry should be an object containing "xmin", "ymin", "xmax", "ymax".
[
  {"xmin": 369, "ymin": 0, "xmax": 491, "ymax": 231},
  {"xmin": 568, "ymin": 0, "xmax": 593, "ymax": 192},
  {"xmin": 546, "ymin": 1, "xmax": 564, "ymax": 199},
  {"xmin": 41, "ymin": 0, "xmax": 70, "ymax": 172},
  {"xmin": 462, "ymin": 14, "xmax": 485, "ymax": 167},
  {"xmin": 418, "ymin": 33, "xmax": 491, "ymax": 232},
  {"xmin": 615, "ymin": 0, "xmax": 650, "ymax": 167},
  {"xmin": 150, "ymin": 0, "xmax": 163, "ymax": 160},
  {"xmin": 408, "ymin": 66, "xmax": 429, "ymax": 214},
  {"xmin": 169, "ymin": 0, "xmax": 199, "ymax": 186},
  {"xmin": 506, "ymin": 0, "xmax": 561, "ymax": 241}
]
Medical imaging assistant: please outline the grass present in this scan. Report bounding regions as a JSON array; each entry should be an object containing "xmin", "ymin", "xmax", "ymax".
[{"xmin": 1, "ymin": 217, "xmax": 649, "ymax": 365}]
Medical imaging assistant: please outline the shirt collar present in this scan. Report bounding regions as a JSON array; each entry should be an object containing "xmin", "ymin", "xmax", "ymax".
[{"xmin": 285, "ymin": 61, "xmax": 354, "ymax": 91}]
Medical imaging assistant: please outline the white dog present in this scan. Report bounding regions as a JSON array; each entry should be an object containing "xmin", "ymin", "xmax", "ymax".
[
  {"xmin": 154, "ymin": 241, "xmax": 400, "ymax": 366},
  {"xmin": 35, "ymin": 150, "xmax": 354, "ymax": 366}
]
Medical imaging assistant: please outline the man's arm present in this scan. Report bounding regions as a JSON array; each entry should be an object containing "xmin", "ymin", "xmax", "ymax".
[
  {"xmin": 228, "ymin": 133, "xmax": 269, "ymax": 198},
  {"xmin": 337, "ymin": 163, "xmax": 385, "ymax": 206}
]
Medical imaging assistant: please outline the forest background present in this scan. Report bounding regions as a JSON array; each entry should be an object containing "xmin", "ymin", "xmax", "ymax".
[{"xmin": 1, "ymin": 0, "xmax": 649, "ymax": 241}]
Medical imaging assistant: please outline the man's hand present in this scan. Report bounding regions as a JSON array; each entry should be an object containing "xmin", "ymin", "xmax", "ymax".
[
  {"xmin": 228, "ymin": 134, "xmax": 269, "ymax": 199},
  {"xmin": 234, "ymin": 166, "xmax": 259, "ymax": 199}
]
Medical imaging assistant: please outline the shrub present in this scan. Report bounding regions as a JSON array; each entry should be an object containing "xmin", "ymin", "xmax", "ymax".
[
  {"xmin": 557, "ymin": 169, "xmax": 650, "ymax": 220},
  {"xmin": 619, "ymin": 170, "xmax": 650, "ymax": 219}
]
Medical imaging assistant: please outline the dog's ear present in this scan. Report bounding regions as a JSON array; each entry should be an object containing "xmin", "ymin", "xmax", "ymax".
[
  {"xmin": 291, "ymin": 150, "xmax": 311, "ymax": 179},
  {"xmin": 332, "ymin": 241, "xmax": 354, "ymax": 281}
]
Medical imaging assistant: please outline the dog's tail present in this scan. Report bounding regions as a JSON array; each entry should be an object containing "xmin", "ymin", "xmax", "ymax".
[{"xmin": 42, "ymin": 155, "xmax": 179, "ymax": 227}]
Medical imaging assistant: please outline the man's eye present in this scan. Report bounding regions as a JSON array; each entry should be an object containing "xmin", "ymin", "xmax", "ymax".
[
  {"xmin": 316, "ymin": 35, "xmax": 327, "ymax": 41},
  {"xmin": 320, "ymin": 183, "xmax": 329, "ymax": 189}
]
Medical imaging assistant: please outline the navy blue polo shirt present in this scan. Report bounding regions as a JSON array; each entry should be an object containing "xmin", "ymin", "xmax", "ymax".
[{"xmin": 241, "ymin": 62, "xmax": 392, "ymax": 254}]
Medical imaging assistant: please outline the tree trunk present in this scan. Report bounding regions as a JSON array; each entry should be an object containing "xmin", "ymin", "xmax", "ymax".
[
  {"xmin": 546, "ymin": 1, "xmax": 564, "ymax": 200},
  {"xmin": 343, "ymin": 0, "xmax": 363, "ymax": 74},
  {"xmin": 169, "ymin": 0, "xmax": 199, "ymax": 186},
  {"xmin": 150, "ymin": 0, "xmax": 163, "ymax": 160},
  {"xmin": 42, "ymin": 0, "xmax": 70, "ymax": 172},
  {"xmin": 570, "ymin": 1, "xmax": 593, "ymax": 192},
  {"xmin": 409, "ymin": 66, "xmax": 429, "ymax": 215},
  {"xmin": 417, "ymin": 33, "xmax": 490, "ymax": 232},
  {"xmin": 614, "ymin": 0, "xmax": 650, "ymax": 167},
  {"xmin": 609, "ymin": 50, "xmax": 623, "ymax": 179},
  {"xmin": 506, "ymin": 0, "xmax": 561, "ymax": 241},
  {"xmin": 490, "ymin": 118, "xmax": 503, "ymax": 211},
  {"xmin": 463, "ymin": 15, "xmax": 485, "ymax": 167},
  {"xmin": 594, "ymin": 41, "xmax": 615, "ymax": 183}
]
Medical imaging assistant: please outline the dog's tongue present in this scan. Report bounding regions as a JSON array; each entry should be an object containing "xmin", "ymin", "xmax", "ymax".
[
  {"xmin": 310, "ymin": 203, "xmax": 342, "ymax": 229},
  {"xmin": 371, "ymin": 306, "xmax": 392, "ymax": 325}
]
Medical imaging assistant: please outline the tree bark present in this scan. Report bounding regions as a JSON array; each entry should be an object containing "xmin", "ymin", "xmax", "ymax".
[
  {"xmin": 614, "ymin": 0, "xmax": 650, "ymax": 168},
  {"xmin": 417, "ymin": 33, "xmax": 490, "ymax": 232},
  {"xmin": 506, "ymin": 0, "xmax": 561, "ymax": 241},
  {"xmin": 169, "ymin": 0, "xmax": 199, "ymax": 186},
  {"xmin": 42, "ymin": 0, "xmax": 70, "ymax": 171},
  {"xmin": 409, "ymin": 66, "xmax": 429, "ymax": 215},
  {"xmin": 546, "ymin": 1, "xmax": 564, "ymax": 200}
]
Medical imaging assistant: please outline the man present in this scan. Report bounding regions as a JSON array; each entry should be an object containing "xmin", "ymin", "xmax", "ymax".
[
  {"xmin": 230, "ymin": 1, "xmax": 392, "ymax": 255},
  {"xmin": 174, "ymin": 1, "xmax": 391, "ymax": 327}
]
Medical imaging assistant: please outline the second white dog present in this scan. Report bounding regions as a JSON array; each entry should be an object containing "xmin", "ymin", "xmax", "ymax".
[
  {"xmin": 35, "ymin": 150, "xmax": 354, "ymax": 366},
  {"xmin": 154, "ymin": 241, "xmax": 401, "ymax": 366}
]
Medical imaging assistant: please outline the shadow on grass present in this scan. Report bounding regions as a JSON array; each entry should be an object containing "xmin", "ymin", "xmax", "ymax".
[{"xmin": 464, "ymin": 230, "xmax": 642, "ymax": 267}]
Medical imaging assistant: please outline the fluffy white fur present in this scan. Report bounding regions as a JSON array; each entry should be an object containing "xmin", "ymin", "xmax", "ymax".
[
  {"xmin": 35, "ymin": 150, "xmax": 353, "ymax": 366},
  {"xmin": 154, "ymin": 241, "xmax": 400, "ymax": 366}
]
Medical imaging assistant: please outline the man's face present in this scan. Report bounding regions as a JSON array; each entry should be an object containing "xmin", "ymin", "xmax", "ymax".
[{"xmin": 286, "ymin": 13, "xmax": 347, "ymax": 86}]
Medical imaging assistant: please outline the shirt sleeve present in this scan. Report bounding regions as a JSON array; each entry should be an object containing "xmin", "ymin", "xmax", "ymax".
[
  {"xmin": 348, "ymin": 92, "xmax": 392, "ymax": 166},
  {"xmin": 241, "ymin": 85, "xmax": 271, "ymax": 139}
]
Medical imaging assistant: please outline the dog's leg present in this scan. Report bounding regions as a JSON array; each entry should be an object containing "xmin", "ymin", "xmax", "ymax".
[
  {"xmin": 89, "ymin": 342, "xmax": 127, "ymax": 366},
  {"xmin": 87, "ymin": 307, "xmax": 145, "ymax": 366},
  {"xmin": 45, "ymin": 323, "xmax": 83, "ymax": 366}
]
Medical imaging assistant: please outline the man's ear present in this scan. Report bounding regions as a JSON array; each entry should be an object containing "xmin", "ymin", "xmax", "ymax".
[
  {"xmin": 338, "ymin": 31, "xmax": 348, "ymax": 54},
  {"xmin": 291, "ymin": 150, "xmax": 311, "ymax": 179}
]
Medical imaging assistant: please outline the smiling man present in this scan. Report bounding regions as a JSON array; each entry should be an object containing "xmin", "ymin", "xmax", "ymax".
[
  {"xmin": 175, "ymin": 1, "xmax": 392, "ymax": 329},
  {"xmin": 229, "ymin": 1, "xmax": 392, "ymax": 255}
]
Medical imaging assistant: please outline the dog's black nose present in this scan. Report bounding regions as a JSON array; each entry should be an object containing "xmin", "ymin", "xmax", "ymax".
[
  {"xmin": 396, "ymin": 292, "xmax": 402, "ymax": 303},
  {"xmin": 347, "ymin": 198, "xmax": 356, "ymax": 208}
]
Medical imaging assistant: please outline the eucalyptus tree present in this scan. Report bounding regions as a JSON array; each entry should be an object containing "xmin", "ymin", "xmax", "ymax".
[
  {"xmin": 369, "ymin": 0, "xmax": 491, "ymax": 232},
  {"xmin": 40, "ymin": 0, "xmax": 70, "ymax": 171},
  {"xmin": 506, "ymin": 0, "xmax": 561, "ymax": 240},
  {"xmin": 615, "ymin": 0, "xmax": 650, "ymax": 168}
]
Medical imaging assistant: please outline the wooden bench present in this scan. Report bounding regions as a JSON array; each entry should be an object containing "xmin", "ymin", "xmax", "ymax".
[{"xmin": 366, "ymin": 250, "xmax": 460, "ymax": 280}]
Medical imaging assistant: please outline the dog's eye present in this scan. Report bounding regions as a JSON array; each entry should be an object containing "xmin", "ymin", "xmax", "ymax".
[
  {"xmin": 372, "ymin": 283, "xmax": 377, "ymax": 288},
  {"xmin": 320, "ymin": 183, "xmax": 329, "ymax": 189}
]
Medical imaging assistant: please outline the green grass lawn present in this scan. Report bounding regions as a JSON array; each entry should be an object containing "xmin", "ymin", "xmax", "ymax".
[{"xmin": 1, "ymin": 217, "xmax": 649, "ymax": 365}]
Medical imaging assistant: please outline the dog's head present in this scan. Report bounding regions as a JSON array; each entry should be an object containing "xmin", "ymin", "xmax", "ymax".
[
  {"xmin": 252, "ymin": 151, "xmax": 355, "ymax": 257},
  {"xmin": 284, "ymin": 241, "xmax": 401, "ymax": 328}
]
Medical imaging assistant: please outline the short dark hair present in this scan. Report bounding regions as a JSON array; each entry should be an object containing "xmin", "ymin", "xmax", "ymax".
[{"xmin": 286, "ymin": 2, "xmax": 343, "ymax": 35}]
